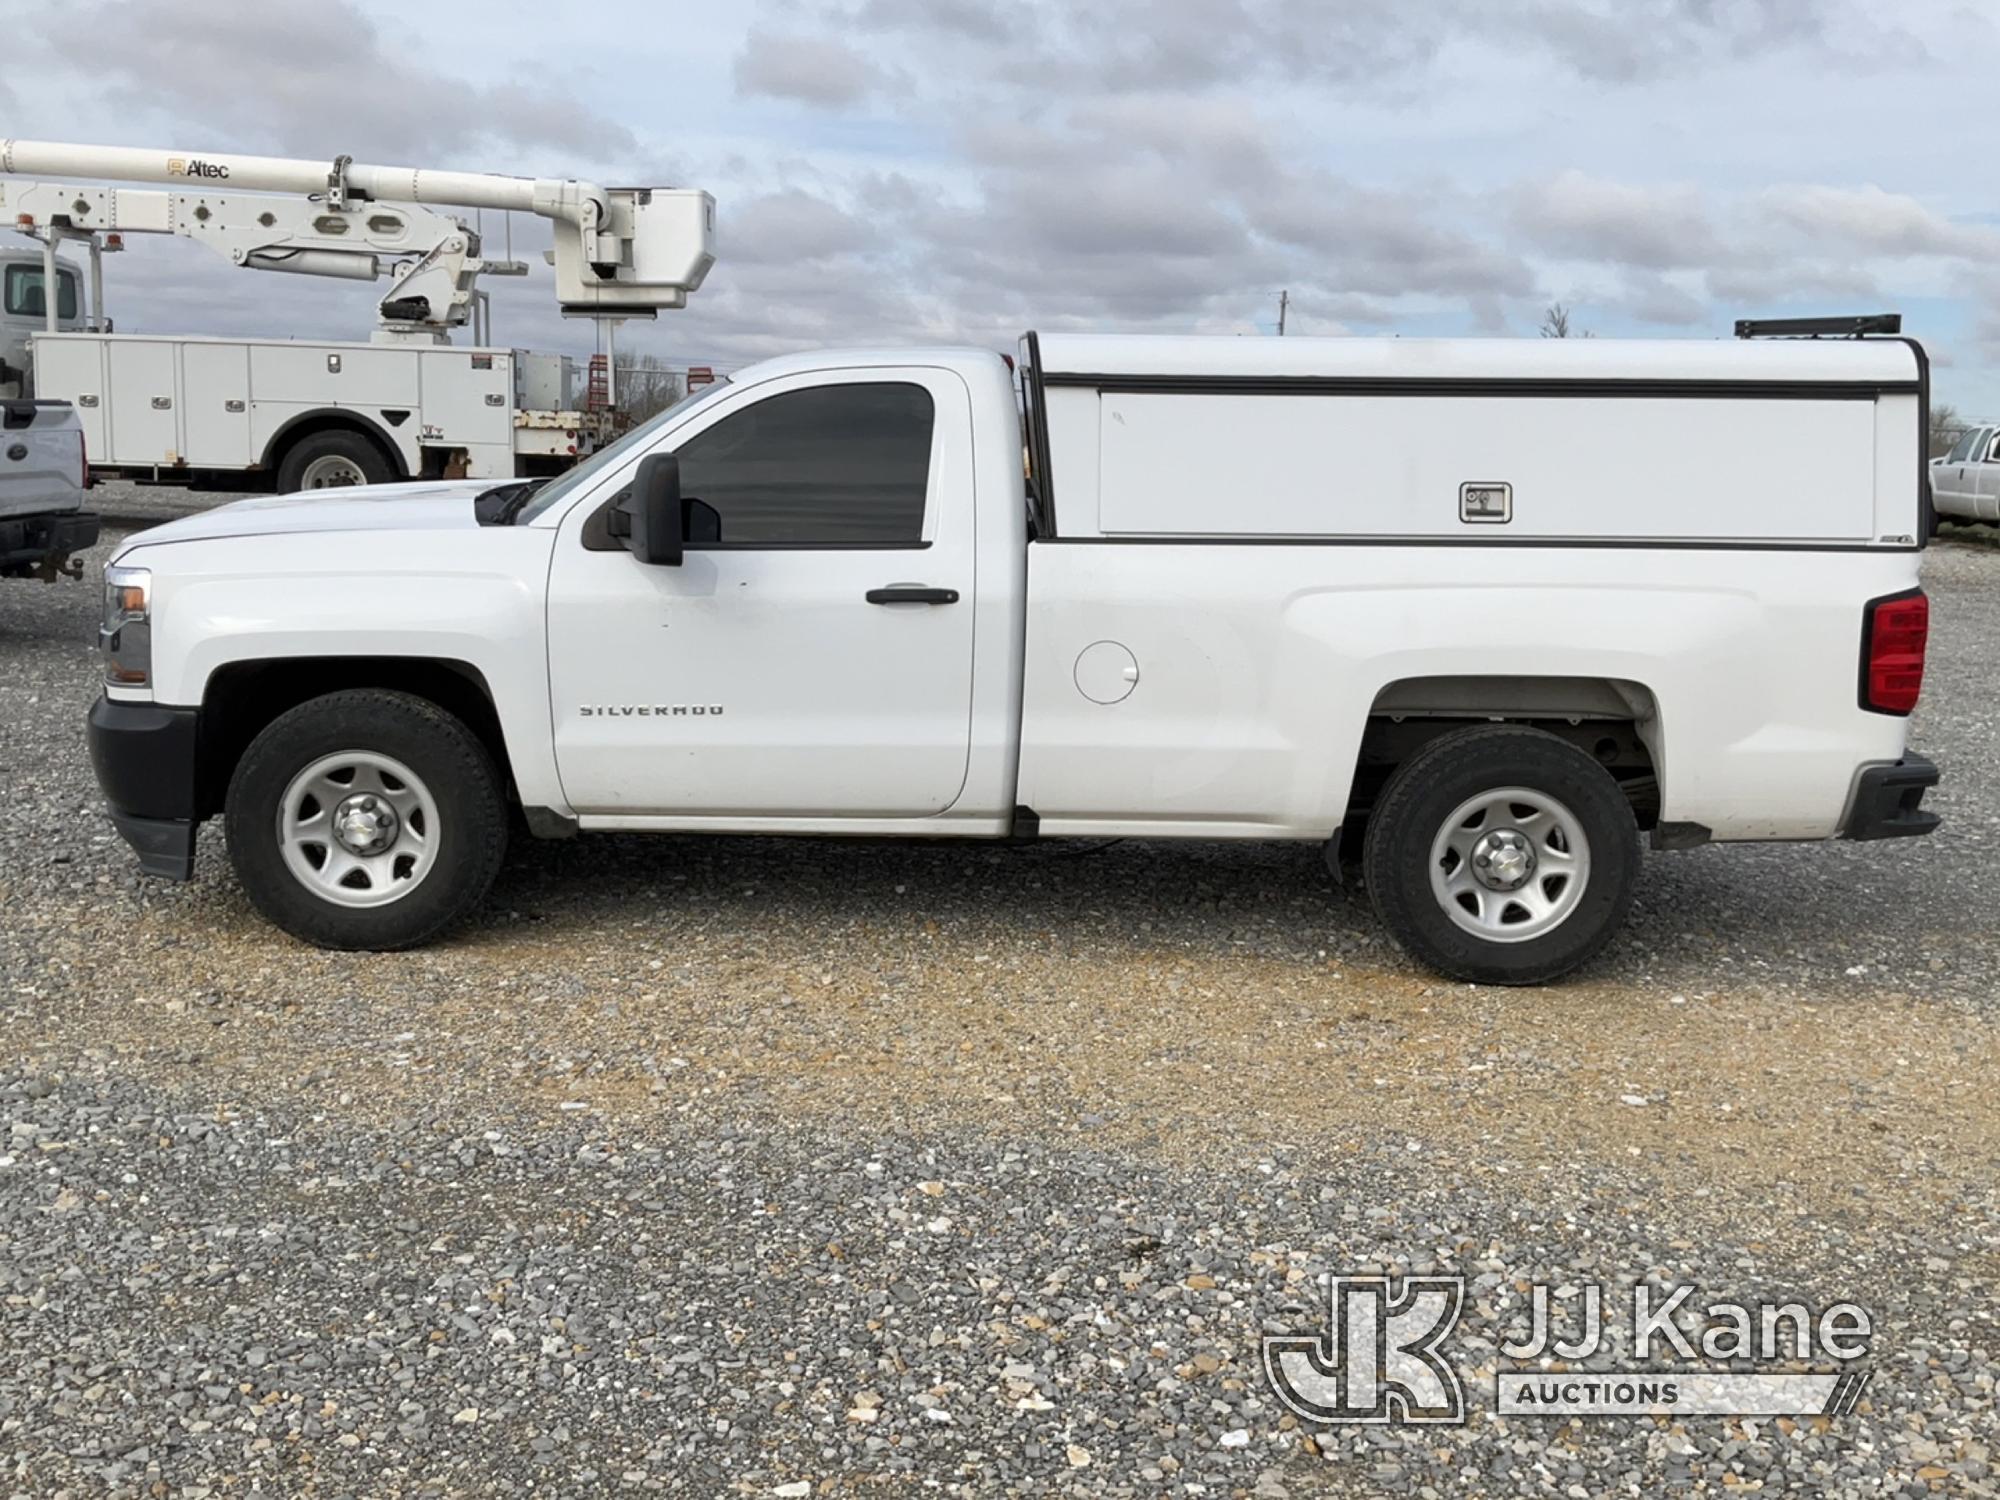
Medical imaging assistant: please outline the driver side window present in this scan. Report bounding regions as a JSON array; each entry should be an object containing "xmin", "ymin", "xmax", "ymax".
[{"xmin": 672, "ymin": 382, "xmax": 936, "ymax": 546}]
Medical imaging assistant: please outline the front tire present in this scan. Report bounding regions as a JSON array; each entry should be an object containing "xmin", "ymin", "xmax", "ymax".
[
  {"xmin": 1361, "ymin": 725, "xmax": 1639, "ymax": 985},
  {"xmin": 225, "ymin": 690, "xmax": 507, "ymax": 950}
]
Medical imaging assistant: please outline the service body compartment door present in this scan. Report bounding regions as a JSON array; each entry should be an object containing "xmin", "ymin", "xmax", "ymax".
[
  {"xmin": 179, "ymin": 342, "xmax": 252, "ymax": 467},
  {"xmin": 29, "ymin": 334, "xmax": 107, "ymax": 458},
  {"xmin": 546, "ymin": 368, "xmax": 977, "ymax": 817},
  {"xmin": 420, "ymin": 349, "xmax": 514, "ymax": 477},
  {"xmin": 248, "ymin": 343, "xmax": 420, "ymax": 407},
  {"xmin": 1095, "ymin": 391, "xmax": 1882, "ymax": 543},
  {"xmin": 418, "ymin": 350, "xmax": 512, "ymax": 444},
  {"xmin": 105, "ymin": 340, "xmax": 182, "ymax": 465}
]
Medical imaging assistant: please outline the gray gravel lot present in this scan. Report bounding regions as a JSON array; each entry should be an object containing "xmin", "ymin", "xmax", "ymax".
[{"xmin": 1, "ymin": 506, "xmax": 1997, "ymax": 1496}]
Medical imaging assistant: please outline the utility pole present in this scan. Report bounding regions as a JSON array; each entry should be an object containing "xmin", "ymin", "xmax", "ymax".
[{"xmin": 1277, "ymin": 289, "xmax": 1289, "ymax": 336}]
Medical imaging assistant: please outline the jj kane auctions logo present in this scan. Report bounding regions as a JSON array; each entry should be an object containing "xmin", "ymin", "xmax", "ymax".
[{"xmin": 1264, "ymin": 1275, "xmax": 1873, "ymax": 1424}]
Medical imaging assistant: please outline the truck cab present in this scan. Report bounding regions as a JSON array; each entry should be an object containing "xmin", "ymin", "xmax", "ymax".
[{"xmin": 0, "ymin": 252, "xmax": 84, "ymax": 398}]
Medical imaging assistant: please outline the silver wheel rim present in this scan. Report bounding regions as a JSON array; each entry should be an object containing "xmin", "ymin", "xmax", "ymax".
[
  {"xmin": 1428, "ymin": 785, "xmax": 1591, "ymax": 944},
  {"xmin": 298, "ymin": 453, "xmax": 367, "ymax": 488},
  {"xmin": 276, "ymin": 750, "xmax": 439, "ymax": 908}
]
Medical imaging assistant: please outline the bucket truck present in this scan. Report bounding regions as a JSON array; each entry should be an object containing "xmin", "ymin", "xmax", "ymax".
[{"xmin": 0, "ymin": 139, "xmax": 715, "ymax": 488}]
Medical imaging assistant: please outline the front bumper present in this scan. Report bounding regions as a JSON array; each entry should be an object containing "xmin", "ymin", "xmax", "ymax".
[
  {"xmin": 0, "ymin": 509, "xmax": 99, "ymax": 572},
  {"xmin": 1842, "ymin": 753, "xmax": 1941, "ymax": 842},
  {"xmin": 87, "ymin": 696, "xmax": 201, "ymax": 880}
]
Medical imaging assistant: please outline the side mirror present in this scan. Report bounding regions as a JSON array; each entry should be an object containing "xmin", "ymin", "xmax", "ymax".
[{"xmin": 623, "ymin": 453, "xmax": 685, "ymax": 566}]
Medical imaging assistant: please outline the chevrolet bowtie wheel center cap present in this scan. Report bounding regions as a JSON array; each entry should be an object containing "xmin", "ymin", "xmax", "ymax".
[
  {"xmin": 1470, "ymin": 828, "xmax": 1536, "ymax": 892},
  {"xmin": 332, "ymin": 794, "xmax": 400, "ymax": 855}
]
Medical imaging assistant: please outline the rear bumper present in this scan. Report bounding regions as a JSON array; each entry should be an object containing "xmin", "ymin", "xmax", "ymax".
[
  {"xmin": 1841, "ymin": 754, "xmax": 1941, "ymax": 842},
  {"xmin": 0, "ymin": 509, "xmax": 98, "ymax": 570},
  {"xmin": 87, "ymin": 696, "xmax": 201, "ymax": 880}
]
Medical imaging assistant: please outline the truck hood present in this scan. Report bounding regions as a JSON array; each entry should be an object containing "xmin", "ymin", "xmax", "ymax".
[{"xmin": 112, "ymin": 479, "xmax": 496, "ymax": 554}]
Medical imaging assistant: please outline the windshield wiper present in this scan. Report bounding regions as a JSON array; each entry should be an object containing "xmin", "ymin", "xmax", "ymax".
[{"xmin": 474, "ymin": 479, "xmax": 549, "ymax": 527}]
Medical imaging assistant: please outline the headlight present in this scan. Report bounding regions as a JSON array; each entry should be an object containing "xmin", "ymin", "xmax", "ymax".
[{"xmin": 101, "ymin": 564, "xmax": 151, "ymax": 687}]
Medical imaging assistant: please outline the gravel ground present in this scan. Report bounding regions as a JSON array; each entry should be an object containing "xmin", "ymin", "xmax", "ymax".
[{"xmin": 1, "ymin": 508, "xmax": 1997, "ymax": 1497}]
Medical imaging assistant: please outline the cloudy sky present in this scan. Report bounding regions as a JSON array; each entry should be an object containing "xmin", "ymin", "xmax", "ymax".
[{"xmin": 8, "ymin": 0, "xmax": 2000, "ymax": 415}]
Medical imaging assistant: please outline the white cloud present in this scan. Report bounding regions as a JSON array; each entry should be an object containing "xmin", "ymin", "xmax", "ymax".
[
  {"xmin": 734, "ymin": 29, "xmax": 887, "ymax": 109},
  {"xmin": 1760, "ymin": 185, "xmax": 2000, "ymax": 264},
  {"xmin": 35, "ymin": 0, "xmax": 637, "ymax": 166},
  {"xmin": 1511, "ymin": 171, "xmax": 1723, "ymax": 272},
  {"xmin": 6, "ymin": 0, "xmax": 2000, "ymax": 411}
]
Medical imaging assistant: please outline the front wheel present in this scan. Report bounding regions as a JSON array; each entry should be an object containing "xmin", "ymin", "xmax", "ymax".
[
  {"xmin": 225, "ymin": 690, "xmax": 508, "ymax": 950},
  {"xmin": 1361, "ymin": 725, "xmax": 1639, "ymax": 985}
]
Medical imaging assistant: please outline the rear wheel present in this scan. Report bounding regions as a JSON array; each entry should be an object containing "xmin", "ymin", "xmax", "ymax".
[
  {"xmin": 276, "ymin": 430, "xmax": 394, "ymax": 492},
  {"xmin": 1361, "ymin": 725, "xmax": 1638, "ymax": 985},
  {"xmin": 225, "ymin": 690, "xmax": 507, "ymax": 950}
]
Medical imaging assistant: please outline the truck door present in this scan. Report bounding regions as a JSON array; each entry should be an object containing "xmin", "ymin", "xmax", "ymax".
[
  {"xmin": 1933, "ymin": 425, "xmax": 1987, "ymax": 519},
  {"xmin": 1976, "ymin": 429, "xmax": 2000, "ymax": 521},
  {"xmin": 545, "ymin": 368, "xmax": 977, "ymax": 817}
]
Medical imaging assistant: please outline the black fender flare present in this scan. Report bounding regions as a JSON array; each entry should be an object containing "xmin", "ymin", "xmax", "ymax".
[{"xmin": 260, "ymin": 409, "xmax": 410, "ymax": 480}]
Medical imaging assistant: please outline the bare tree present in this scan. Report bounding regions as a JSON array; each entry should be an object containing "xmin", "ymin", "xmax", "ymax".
[
  {"xmin": 1538, "ymin": 302, "xmax": 1594, "ymax": 339},
  {"xmin": 613, "ymin": 353, "xmax": 687, "ymax": 427},
  {"xmin": 1929, "ymin": 400, "xmax": 1962, "ymax": 459}
]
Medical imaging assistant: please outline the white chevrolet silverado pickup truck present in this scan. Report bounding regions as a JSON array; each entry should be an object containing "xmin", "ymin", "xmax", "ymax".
[
  {"xmin": 1, "ymin": 396, "xmax": 97, "ymax": 581},
  {"xmin": 86, "ymin": 322, "xmax": 1941, "ymax": 983}
]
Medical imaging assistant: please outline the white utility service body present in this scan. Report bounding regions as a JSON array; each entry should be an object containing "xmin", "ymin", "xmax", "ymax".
[
  {"xmin": 1, "ymin": 139, "xmax": 719, "ymax": 487},
  {"xmin": 88, "ymin": 331, "xmax": 1941, "ymax": 983},
  {"xmin": 30, "ymin": 331, "xmax": 592, "ymax": 482}
]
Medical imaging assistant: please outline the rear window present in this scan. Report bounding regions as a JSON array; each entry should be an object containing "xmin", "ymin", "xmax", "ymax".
[{"xmin": 3, "ymin": 265, "xmax": 80, "ymax": 321}]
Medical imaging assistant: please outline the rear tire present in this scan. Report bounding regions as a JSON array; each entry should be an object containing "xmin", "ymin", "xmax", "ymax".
[
  {"xmin": 276, "ymin": 430, "xmax": 394, "ymax": 492},
  {"xmin": 225, "ymin": 690, "xmax": 507, "ymax": 950},
  {"xmin": 1361, "ymin": 725, "xmax": 1638, "ymax": 985}
]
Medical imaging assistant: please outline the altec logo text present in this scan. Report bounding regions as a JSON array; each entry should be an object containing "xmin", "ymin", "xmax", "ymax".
[
  {"xmin": 1263, "ymin": 1275, "xmax": 1874, "ymax": 1424},
  {"xmin": 166, "ymin": 158, "xmax": 230, "ymax": 180}
]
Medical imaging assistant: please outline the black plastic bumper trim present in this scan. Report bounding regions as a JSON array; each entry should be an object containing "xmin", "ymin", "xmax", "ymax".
[
  {"xmin": 88, "ymin": 697, "xmax": 203, "ymax": 877},
  {"xmin": 107, "ymin": 810, "xmax": 196, "ymax": 881},
  {"xmin": 1842, "ymin": 753, "xmax": 1941, "ymax": 841}
]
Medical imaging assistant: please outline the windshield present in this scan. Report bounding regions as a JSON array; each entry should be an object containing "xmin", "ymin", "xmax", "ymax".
[{"xmin": 513, "ymin": 379, "xmax": 732, "ymax": 524}]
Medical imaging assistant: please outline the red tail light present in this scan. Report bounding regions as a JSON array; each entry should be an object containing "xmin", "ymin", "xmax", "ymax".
[
  {"xmin": 1861, "ymin": 589, "xmax": 1928, "ymax": 715},
  {"xmin": 75, "ymin": 430, "xmax": 89, "ymax": 490}
]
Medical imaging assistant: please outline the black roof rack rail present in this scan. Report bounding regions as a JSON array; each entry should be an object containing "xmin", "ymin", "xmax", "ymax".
[{"xmin": 1735, "ymin": 313, "xmax": 1901, "ymax": 340}]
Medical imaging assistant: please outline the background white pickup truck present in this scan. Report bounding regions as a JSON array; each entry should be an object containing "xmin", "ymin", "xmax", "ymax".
[
  {"xmin": 1931, "ymin": 422, "xmax": 2000, "ymax": 523},
  {"xmin": 85, "ymin": 330, "xmax": 1940, "ymax": 983},
  {"xmin": 1, "ymin": 396, "xmax": 97, "ymax": 580}
]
